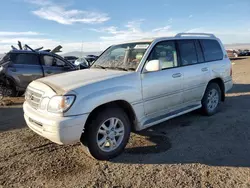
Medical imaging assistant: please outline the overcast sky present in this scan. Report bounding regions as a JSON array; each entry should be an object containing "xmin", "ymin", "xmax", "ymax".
[{"xmin": 0, "ymin": 0, "xmax": 250, "ymax": 53}]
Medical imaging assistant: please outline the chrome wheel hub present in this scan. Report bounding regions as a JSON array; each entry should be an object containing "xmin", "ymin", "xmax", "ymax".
[
  {"xmin": 97, "ymin": 117, "xmax": 125, "ymax": 152},
  {"xmin": 207, "ymin": 89, "xmax": 219, "ymax": 111}
]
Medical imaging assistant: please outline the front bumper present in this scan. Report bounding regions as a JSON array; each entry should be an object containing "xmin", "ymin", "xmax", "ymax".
[{"xmin": 23, "ymin": 101, "xmax": 88, "ymax": 145}]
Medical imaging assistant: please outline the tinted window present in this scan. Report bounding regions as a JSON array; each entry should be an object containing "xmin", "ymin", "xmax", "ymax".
[
  {"xmin": 43, "ymin": 55, "xmax": 53, "ymax": 66},
  {"xmin": 15, "ymin": 54, "xmax": 39, "ymax": 65},
  {"xmin": 54, "ymin": 58, "xmax": 65, "ymax": 67},
  {"xmin": 195, "ymin": 40, "xmax": 204, "ymax": 63},
  {"xmin": 147, "ymin": 41, "xmax": 178, "ymax": 69},
  {"xmin": 200, "ymin": 39, "xmax": 223, "ymax": 62},
  {"xmin": 178, "ymin": 40, "xmax": 198, "ymax": 66},
  {"xmin": 43, "ymin": 56, "xmax": 65, "ymax": 67}
]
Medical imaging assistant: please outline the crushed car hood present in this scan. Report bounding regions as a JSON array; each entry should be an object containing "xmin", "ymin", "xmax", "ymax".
[{"xmin": 37, "ymin": 68, "xmax": 131, "ymax": 94}]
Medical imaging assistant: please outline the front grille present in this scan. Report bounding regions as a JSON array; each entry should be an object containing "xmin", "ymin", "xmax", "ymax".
[{"xmin": 25, "ymin": 87, "xmax": 44, "ymax": 109}]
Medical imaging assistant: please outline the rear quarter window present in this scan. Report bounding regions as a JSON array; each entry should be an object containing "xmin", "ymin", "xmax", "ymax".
[
  {"xmin": 200, "ymin": 39, "xmax": 223, "ymax": 62},
  {"xmin": 14, "ymin": 54, "xmax": 39, "ymax": 65}
]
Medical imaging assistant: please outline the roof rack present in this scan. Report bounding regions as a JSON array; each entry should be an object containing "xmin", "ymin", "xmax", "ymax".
[
  {"xmin": 10, "ymin": 41, "xmax": 62, "ymax": 54},
  {"xmin": 175, "ymin": 33, "xmax": 216, "ymax": 38}
]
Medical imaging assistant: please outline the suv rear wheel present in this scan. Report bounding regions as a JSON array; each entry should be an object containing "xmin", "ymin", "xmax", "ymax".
[
  {"xmin": 201, "ymin": 83, "xmax": 221, "ymax": 116},
  {"xmin": 82, "ymin": 107, "xmax": 131, "ymax": 160}
]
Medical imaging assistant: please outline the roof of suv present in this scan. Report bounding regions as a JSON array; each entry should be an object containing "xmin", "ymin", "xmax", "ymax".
[{"xmin": 118, "ymin": 33, "xmax": 219, "ymax": 44}]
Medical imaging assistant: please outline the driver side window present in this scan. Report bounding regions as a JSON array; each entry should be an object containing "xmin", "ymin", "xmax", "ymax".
[
  {"xmin": 43, "ymin": 55, "xmax": 53, "ymax": 66},
  {"xmin": 43, "ymin": 55, "xmax": 65, "ymax": 67},
  {"xmin": 147, "ymin": 41, "xmax": 178, "ymax": 70},
  {"xmin": 54, "ymin": 57, "xmax": 65, "ymax": 67}
]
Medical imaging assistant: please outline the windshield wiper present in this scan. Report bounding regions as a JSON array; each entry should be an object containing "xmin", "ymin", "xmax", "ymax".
[
  {"xmin": 93, "ymin": 65, "xmax": 107, "ymax": 69},
  {"xmin": 107, "ymin": 67, "xmax": 129, "ymax": 71}
]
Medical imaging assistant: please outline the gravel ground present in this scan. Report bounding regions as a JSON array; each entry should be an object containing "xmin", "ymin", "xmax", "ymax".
[{"xmin": 1, "ymin": 57, "xmax": 250, "ymax": 188}]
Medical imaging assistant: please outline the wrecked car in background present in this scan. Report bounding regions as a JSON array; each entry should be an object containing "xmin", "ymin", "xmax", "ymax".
[
  {"xmin": 74, "ymin": 56, "xmax": 98, "ymax": 69},
  {"xmin": 0, "ymin": 42, "xmax": 77, "ymax": 97},
  {"xmin": 64, "ymin": 56, "xmax": 78, "ymax": 64}
]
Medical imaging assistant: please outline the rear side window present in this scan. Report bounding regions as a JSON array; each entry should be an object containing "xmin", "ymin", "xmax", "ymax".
[
  {"xmin": 178, "ymin": 40, "xmax": 198, "ymax": 66},
  {"xmin": 200, "ymin": 39, "xmax": 223, "ymax": 62},
  {"xmin": 14, "ymin": 54, "xmax": 39, "ymax": 65}
]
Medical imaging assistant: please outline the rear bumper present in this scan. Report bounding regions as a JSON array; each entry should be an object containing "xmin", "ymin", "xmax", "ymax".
[{"xmin": 23, "ymin": 101, "xmax": 88, "ymax": 145}]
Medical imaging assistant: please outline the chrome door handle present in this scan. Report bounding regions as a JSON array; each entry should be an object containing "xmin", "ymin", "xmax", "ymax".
[
  {"xmin": 172, "ymin": 73, "xmax": 182, "ymax": 78},
  {"xmin": 201, "ymin": 67, "xmax": 208, "ymax": 72}
]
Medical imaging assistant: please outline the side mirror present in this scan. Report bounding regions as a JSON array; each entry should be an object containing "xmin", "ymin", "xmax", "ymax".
[{"xmin": 144, "ymin": 60, "xmax": 161, "ymax": 72}]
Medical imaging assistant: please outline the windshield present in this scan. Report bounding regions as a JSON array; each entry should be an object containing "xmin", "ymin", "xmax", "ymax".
[{"xmin": 92, "ymin": 42, "xmax": 151, "ymax": 71}]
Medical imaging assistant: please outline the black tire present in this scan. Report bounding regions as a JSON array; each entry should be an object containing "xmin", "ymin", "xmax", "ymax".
[
  {"xmin": 0, "ymin": 85, "xmax": 17, "ymax": 97},
  {"xmin": 82, "ymin": 107, "xmax": 131, "ymax": 160},
  {"xmin": 17, "ymin": 91, "xmax": 25, "ymax": 97},
  {"xmin": 201, "ymin": 83, "xmax": 221, "ymax": 116}
]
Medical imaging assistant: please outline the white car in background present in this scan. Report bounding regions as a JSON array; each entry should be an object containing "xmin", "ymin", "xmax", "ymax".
[
  {"xmin": 23, "ymin": 33, "xmax": 233, "ymax": 160},
  {"xmin": 74, "ymin": 57, "xmax": 96, "ymax": 68},
  {"xmin": 226, "ymin": 49, "xmax": 238, "ymax": 58}
]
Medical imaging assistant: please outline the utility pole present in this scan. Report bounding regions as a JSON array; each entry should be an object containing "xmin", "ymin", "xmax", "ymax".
[{"xmin": 80, "ymin": 41, "xmax": 84, "ymax": 58}]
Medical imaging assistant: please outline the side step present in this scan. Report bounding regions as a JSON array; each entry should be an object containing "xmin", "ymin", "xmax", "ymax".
[{"xmin": 142, "ymin": 104, "xmax": 201, "ymax": 128}]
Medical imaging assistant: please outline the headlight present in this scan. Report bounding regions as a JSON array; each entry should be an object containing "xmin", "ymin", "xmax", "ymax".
[
  {"xmin": 39, "ymin": 97, "xmax": 50, "ymax": 110},
  {"xmin": 47, "ymin": 95, "xmax": 75, "ymax": 113}
]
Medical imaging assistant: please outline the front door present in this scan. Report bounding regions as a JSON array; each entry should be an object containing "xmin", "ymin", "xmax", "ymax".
[
  {"xmin": 41, "ymin": 55, "xmax": 70, "ymax": 76},
  {"xmin": 141, "ymin": 41, "xmax": 183, "ymax": 115}
]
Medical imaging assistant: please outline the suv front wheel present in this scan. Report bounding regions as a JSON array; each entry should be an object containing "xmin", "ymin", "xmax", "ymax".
[
  {"xmin": 201, "ymin": 83, "xmax": 221, "ymax": 116},
  {"xmin": 82, "ymin": 107, "xmax": 131, "ymax": 160}
]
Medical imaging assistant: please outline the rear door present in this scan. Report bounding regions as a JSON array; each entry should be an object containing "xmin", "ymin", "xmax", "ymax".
[
  {"xmin": 8, "ymin": 53, "xmax": 43, "ymax": 89},
  {"xmin": 177, "ymin": 39, "xmax": 210, "ymax": 104},
  {"xmin": 41, "ymin": 55, "xmax": 72, "ymax": 76}
]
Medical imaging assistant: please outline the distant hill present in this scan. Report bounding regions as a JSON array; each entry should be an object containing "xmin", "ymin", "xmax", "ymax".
[
  {"xmin": 225, "ymin": 43, "xmax": 250, "ymax": 50},
  {"xmin": 61, "ymin": 51, "xmax": 102, "ymax": 57}
]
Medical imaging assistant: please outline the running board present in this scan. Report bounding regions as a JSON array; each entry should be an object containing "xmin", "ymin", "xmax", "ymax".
[{"xmin": 142, "ymin": 104, "xmax": 201, "ymax": 128}]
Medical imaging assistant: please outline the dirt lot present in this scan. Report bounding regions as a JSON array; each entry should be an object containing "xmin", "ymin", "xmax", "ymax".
[{"xmin": 1, "ymin": 57, "xmax": 250, "ymax": 188}]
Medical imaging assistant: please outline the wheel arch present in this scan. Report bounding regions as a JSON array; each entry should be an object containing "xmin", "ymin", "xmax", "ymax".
[
  {"xmin": 207, "ymin": 77, "xmax": 225, "ymax": 101},
  {"xmin": 84, "ymin": 100, "xmax": 137, "ymax": 133}
]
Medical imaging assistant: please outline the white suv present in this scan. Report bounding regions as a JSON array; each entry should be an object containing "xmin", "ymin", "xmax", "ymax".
[{"xmin": 23, "ymin": 33, "xmax": 233, "ymax": 160}]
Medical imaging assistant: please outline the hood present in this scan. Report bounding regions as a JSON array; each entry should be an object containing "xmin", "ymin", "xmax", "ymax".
[{"xmin": 37, "ymin": 68, "xmax": 131, "ymax": 94}]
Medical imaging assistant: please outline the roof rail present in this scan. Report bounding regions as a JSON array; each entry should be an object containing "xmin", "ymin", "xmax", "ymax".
[{"xmin": 175, "ymin": 33, "xmax": 216, "ymax": 38}]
